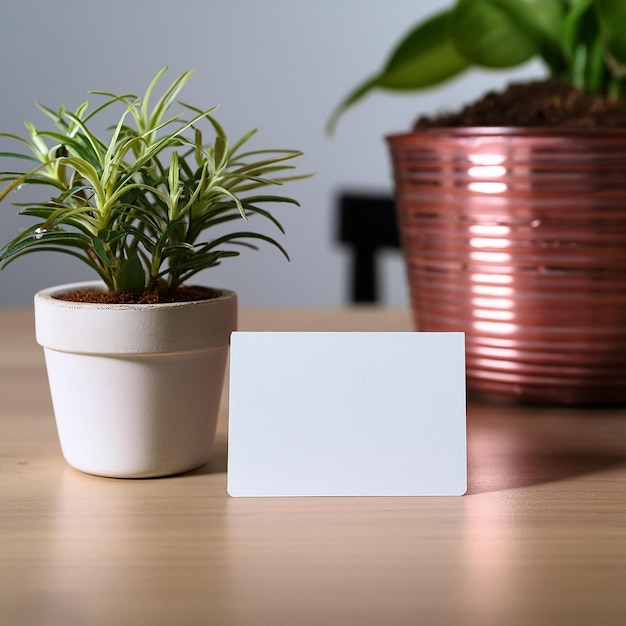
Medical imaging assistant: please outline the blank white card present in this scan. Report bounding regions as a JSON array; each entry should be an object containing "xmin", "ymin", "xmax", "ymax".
[{"xmin": 227, "ymin": 332, "xmax": 466, "ymax": 497}]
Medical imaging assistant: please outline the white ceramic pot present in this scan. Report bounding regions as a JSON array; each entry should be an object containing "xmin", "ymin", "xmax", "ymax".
[{"xmin": 34, "ymin": 281, "xmax": 237, "ymax": 478}]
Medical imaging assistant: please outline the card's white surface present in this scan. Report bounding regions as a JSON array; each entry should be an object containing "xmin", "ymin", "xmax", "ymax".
[{"xmin": 227, "ymin": 332, "xmax": 466, "ymax": 497}]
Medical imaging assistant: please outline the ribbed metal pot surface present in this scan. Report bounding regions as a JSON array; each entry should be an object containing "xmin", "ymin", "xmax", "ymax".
[{"xmin": 387, "ymin": 128, "xmax": 626, "ymax": 405}]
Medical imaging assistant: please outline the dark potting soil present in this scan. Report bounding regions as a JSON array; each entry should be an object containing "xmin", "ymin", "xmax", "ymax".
[
  {"xmin": 54, "ymin": 284, "xmax": 218, "ymax": 304},
  {"xmin": 413, "ymin": 79, "xmax": 626, "ymax": 129}
]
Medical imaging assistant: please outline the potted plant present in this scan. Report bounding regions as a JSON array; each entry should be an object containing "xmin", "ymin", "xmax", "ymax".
[
  {"xmin": 330, "ymin": 0, "xmax": 626, "ymax": 406},
  {"xmin": 0, "ymin": 68, "xmax": 308, "ymax": 477}
]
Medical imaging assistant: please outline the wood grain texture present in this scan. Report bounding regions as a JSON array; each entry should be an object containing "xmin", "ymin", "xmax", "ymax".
[{"xmin": 1, "ymin": 308, "xmax": 625, "ymax": 626}]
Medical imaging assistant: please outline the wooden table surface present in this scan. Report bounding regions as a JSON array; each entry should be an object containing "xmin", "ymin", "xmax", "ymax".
[{"xmin": 1, "ymin": 307, "xmax": 626, "ymax": 626}]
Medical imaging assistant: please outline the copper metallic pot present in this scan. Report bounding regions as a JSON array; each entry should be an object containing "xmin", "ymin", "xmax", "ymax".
[{"xmin": 387, "ymin": 128, "xmax": 626, "ymax": 406}]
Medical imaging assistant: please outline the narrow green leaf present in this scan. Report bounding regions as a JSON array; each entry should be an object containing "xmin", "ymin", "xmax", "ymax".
[
  {"xmin": 214, "ymin": 135, "xmax": 227, "ymax": 170},
  {"xmin": 36, "ymin": 130, "xmax": 101, "ymax": 167},
  {"xmin": 0, "ymin": 245, "xmax": 100, "ymax": 273},
  {"xmin": 168, "ymin": 151, "xmax": 180, "ymax": 199},
  {"xmin": 563, "ymin": 0, "xmax": 594, "ymax": 58},
  {"xmin": 140, "ymin": 66, "xmax": 170, "ymax": 128},
  {"xmin": 239, "ymin": 203, "xmax": 287, "ymax": 233},
  {"xmin": 146, "ymin": 68, "xmax": 194, "ymax": 130},
  {"xmin": 36, "ymin": 101, "xmax": 65, "ymax": 122},
  {"xmin": 203, "ymin": 231, "xmax": 290, "ymax": 260},
  {"xmin": 595, "ymin": 0, "xmax": 626, "ymax": 68},
  {"xmin": 103, "ymin": 104, "xmax": 137, "ymax": 173},
  {"xmin": 194, "ymin": 127, "xmax": 203, "ymax": 166},
  {"xmin": 24, "ymin": 121, "xmax": 50, "ymax": 157},
  {"xmin": 0, "ymin": 163, "xmax": 49, "ymax": 202},
  {"xmin": 0, "ymin": 231, "xmax": 92, "ymax": 262},
  {"xmin": 91, "ymin": 238, "xmax": 110, "ymax": 264},
  {"xmin": 0, "ymin": 152, "xmax": 40, "ymax": 162},
  {"xmin": 115, "ymin": 253, "xmax": 146, "ymax": 292},
  {"xmin": 228, "ymin": 128, "xmax": 257, "ymax": 157},
  {"xmin": 57, "ymin": 112, "xmax": 106, "ymax": 163}
]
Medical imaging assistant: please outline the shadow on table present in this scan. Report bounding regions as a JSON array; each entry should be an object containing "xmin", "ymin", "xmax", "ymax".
[
  {"xmin": 185, "ymin": 403, "xmax": 626, "ymax": 494},
  {"xmin": 466, "ymin": 452, "xmax": 626, "ymax": 495},
  {"xmin": 466, "ymin": 401, "xmax": 626, "ymax": 495},
  {"xmin": 184, "ymin": 438, "xmax": 228, "ymax": 476}
]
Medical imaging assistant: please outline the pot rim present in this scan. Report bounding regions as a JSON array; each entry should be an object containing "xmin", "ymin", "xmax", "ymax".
[
  {"xmin": 35, "ymin": 280, "xmax": 236, "ymax": 310},
  {"xmin": 386, "ymin": 126, "xmax": 626, "ymax": 142},
  {"xmin": 34, "ymin": 281, "xmax": 238, "ymax": 355}
]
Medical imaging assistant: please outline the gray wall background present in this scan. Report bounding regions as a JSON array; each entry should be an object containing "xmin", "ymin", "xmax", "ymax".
[{"xmin": 0, "ymin": 0, "xmax": 542, "ymax": 307}]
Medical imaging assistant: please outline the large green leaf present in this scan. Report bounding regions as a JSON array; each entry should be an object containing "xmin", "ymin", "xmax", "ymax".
[
  {"xmin": 376, "ymin": 11, "xmax": 469, "ymax": 89},
  {"xmin": 326, "ymin": 11, "xmax": 468, "ymax": 134},
  {"xmin": 450, "ymin": 0, "xmax": 565, "ymax": 70}
]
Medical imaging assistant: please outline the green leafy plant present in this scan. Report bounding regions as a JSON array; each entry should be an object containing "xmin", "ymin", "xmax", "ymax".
[
  {"xmin": 328, "ymin": 0, "xmax": 626, "ymax": 132},
  {"xmin": 0, "ymin": 68, "xmax": 309, "ymax": 294}
]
